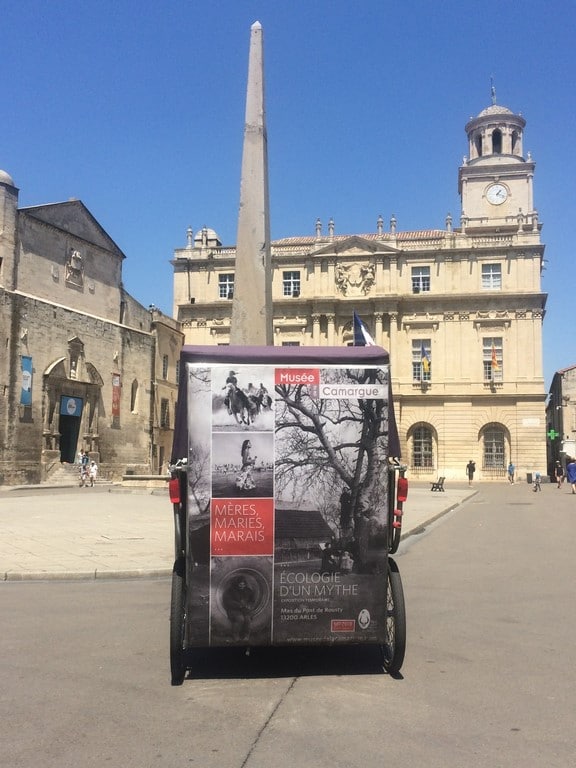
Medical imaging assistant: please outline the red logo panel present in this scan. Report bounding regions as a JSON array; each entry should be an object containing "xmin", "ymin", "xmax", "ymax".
[
  {"xmin": 331, "ymin": 619, "xmax": 356, "ymax": 633},
  {"xmin": 274, "ymin": 368, "xmax": 320, "ymax": 386},
  {"xmin": 211, "ymin": 498, "xmax": 274, "ymax": 556}
]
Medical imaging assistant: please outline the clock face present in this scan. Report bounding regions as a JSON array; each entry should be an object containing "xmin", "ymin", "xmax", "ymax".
[{"xmin": 486, "ymin": 183, "xmax": 508, "ymax": 205}]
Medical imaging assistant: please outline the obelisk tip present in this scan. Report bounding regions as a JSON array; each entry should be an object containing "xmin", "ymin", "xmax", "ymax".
[{"xmin": 251, "ymin": 20, "xmax": 262, "ymax": 30}]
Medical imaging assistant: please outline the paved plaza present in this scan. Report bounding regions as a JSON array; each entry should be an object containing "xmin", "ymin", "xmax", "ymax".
[{"xmin": 0, "ymin": 481, "xmax": 477, "ymax": 581}]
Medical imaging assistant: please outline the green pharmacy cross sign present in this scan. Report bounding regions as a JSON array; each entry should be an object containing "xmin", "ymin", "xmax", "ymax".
[{"xmin": 547, "ymin": 428, "xmax": 560, "ymax": 440}]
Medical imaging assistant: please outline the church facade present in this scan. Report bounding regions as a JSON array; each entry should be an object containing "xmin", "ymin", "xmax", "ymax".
[
  {"xmin": 0, "ymin": 171, "xmax": 183, "ymax": 485},
  {"xmin": 172, "ymin": 102, "xmax": 547, "ymax": 481}
]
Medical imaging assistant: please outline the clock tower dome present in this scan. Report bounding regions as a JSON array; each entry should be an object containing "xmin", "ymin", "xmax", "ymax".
[{"xmin": 458, "ymin": 100, "xmax": 536, "ymax": 230}]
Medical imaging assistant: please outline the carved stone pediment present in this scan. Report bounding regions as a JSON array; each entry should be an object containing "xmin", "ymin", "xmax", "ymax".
[{"xmin": 312, "ymin": 235, "xmax": 399, "ymax": 257}]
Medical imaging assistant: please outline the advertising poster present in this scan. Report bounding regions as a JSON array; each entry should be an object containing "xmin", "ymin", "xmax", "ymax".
[
  {"xmin": 185, "ymin": 362, "xmax": 390, "ymax": 647},
  {"xmin": 111, "ymin": 374, "xmax": 121, "ymax": 417},
  {"xmin": 20, "ymin": 355, "xmax": 33, "ymax": 406}
]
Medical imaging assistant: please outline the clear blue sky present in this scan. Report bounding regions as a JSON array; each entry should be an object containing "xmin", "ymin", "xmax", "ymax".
[{"xmin": 3, "ymin": 0, "xmax": 574, "ymax": 388}]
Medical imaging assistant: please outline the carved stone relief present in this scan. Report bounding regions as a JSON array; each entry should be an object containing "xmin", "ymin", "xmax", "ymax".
[
  {"xmin": 65, "ymin": 248, "xmax": 84, "ymax": 289},
  {"xmin": 335, "ymin": 262, "xmax": 375, "ymax": 296}
]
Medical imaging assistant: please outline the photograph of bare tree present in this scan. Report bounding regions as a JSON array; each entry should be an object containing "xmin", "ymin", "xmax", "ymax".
[
  {"xmin": 272, "ymin": 365, "xmax": 391, "ymax": 643},
  {"xmin": 274, "ymin": 366, "xmax": 390, "ymax": 576}
]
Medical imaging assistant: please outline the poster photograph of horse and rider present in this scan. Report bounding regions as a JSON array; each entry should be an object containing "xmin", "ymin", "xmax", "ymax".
[
  {"xmin": 211, "ymin": 367, "xmax": 275, "ymax": 431},
  {"xmin": 183, "ymin": 360, "xmax": 395, "ymax": 646}
]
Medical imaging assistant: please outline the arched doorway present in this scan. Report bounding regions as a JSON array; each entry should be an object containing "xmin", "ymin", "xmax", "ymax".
[{"xmin": 42, "ymin": 343, "xmax": 104, "ymax": 473}]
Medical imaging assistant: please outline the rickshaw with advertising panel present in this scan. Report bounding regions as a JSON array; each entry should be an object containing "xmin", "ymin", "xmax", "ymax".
[{"xmin": 168, "ymin": 344, "xmax": 408, "ymax": 684}]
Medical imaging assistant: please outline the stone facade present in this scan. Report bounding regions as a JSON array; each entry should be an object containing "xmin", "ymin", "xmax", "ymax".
[
  {"xmin": 0, "ymin": 173, "xmax": 182, "ymax": 485},
  {"xmin": 546, "ymin": 365, "xmax": 576, "ymax": 473},
  {"xmin": 171, "ymin": 103, "xmax": 548, "ymax": 482}
]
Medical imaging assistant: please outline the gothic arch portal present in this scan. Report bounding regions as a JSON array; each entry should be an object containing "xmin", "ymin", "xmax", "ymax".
[{"xmin": 42, "ymin": 345, "xmax": 104, "ymax": 467}]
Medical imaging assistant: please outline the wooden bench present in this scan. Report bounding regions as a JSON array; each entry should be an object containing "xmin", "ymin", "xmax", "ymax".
[{"xmin": 430, "ymin": 477, "xmax": 445, "ymax": 492}]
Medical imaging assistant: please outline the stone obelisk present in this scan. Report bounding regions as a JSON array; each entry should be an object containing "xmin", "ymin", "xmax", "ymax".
[{"xmin": 230, "ymin": 21, "xmax": 273, "ymax": 345}]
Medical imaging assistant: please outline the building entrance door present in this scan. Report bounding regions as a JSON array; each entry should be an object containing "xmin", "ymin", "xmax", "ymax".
[{"xmin": 58, "ymin": 396, "xmax": 84, "ymax": 463}]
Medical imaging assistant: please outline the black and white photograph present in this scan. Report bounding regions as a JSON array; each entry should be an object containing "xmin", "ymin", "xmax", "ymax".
[
  {"xmin": 211, "ymin": 366, "xmax": 275, "ymax": 432},
  {"xmin": 272, "ymin": 365, "xmax": 391, "ymax": 643},
  {"xmin": 211, "ymin": 432, "xmax": 274, "ymax": 498},
  {"xmin": 185, "ymin": 364, "xmax": 212, "ymax": 517},
  {"xmin": 209, "ymin": 556, "xmax": 273, "ymax": 646}
]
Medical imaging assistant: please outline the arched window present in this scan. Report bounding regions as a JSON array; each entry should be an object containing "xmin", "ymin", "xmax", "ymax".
[
  {"xmin": 511, "ymin": 130, "xmax": 520, "ymax": 154},
  {"xmin": 492, "ymin": 129, "xmax": 502, "ymax": 154},
  {"xmin": 475, "ymin": 134, "xmax": 482, "ymax": 157},
  {"xmin": 483, "ymin": 425, "xmax": 505, "ymax": 469},
  {"xmin": 130, "ymin": 379, "xmax": 138, "ymax": 414},
  {"xmin": 412, "ymin": 424, "xmax": 434, "ymax": 468}
]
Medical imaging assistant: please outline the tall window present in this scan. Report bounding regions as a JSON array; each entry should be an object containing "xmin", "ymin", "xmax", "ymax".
[
  {"xmin": 218, "ymin": 273, "xmax": 234, "ymax": 299},
  {"xmin": 412, "ymin": 425, "xmax": 433, "ymax": 468},
  {"xmin": 283, "ymin": 271, "xmax": 301, "ymax": 297},
  {"xmin": 130, "ymin": 379, "xmax": 138, "ymax": 414},
  {"xmin": 412, "ymin": 339, "xmax": 431, "ymax": 382},
  {"xmin": 160, "ymin": 398, "xmax": 170, "ymax": 428},
  {"xmin": 482, "ymin": 263, "xmax": 502, "ymax": 290},
  {"xmin": 483, "ymin": 337, "xmax": 503, "ymax": 382},
  {"xmin": 175, "ymin": 359, "xmax": 180, "ymax": 384},
  {"xmin": 492, "ymin": 128, "xmax": 502, "ymax": 154},
  {"xmin": 475, "ymin": 134, "xmax": 482, "ymax": 157},
  {"xmin": 483, "ymin": 426, "xmax": 505, "ymax": 468},
  {"xmin": 162, "ymin": 354, "xmax": 168, "ymax": 380},
  {"xmin": 411, "ymin": 266, "xmax": 430, "ymax": 293}
]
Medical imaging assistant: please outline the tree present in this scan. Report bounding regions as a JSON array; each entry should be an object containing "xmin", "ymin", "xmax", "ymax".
[{"xmin": 275, "ymin": 367, "xmax": 390, "ymax": 572}]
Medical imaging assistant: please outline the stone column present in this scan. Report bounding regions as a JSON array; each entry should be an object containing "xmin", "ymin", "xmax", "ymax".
[
  {"xmin": 312, "ymin": 314, "xmax": 321, "ymax": 344},
  {"xmin": 374, "ymin": 312, "xmax": 383, "ymax": 346},
  {"xmin": 230, "ymin": 22, "xmax": 273, "ymax": 345},
  {"xmin": 326, "ymin": 314, "xmax": 335, "ymax": 345}
]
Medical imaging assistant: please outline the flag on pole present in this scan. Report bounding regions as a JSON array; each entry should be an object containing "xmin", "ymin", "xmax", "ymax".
[
  {"xmin": 421, "ymin": 342, "xmax": 430, "ymax": 374},
  {"xmin": 491, "ymin": 342, "xmax": 499, "ymax": 371},
  {"xmin": 353, "ymin": 311, "xmax": 375, "ymax": 346}
]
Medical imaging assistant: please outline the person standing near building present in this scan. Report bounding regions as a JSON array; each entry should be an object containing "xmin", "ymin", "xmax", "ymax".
[
  {"xmin": 554, "ymin": 461, "xmax": 565, "ymax": 489},
  {"xmin": 566, "ymin": 457, "xmax": 576, "ymax": 495},
  {"xmin": 89, "ymin": 461, "xmax": 98, "ymax": 487},
  {"xmin": 507, "ymin": 461, "xmax": 515, "ymax": 484},
  {"xmin": 79, "ymin": 451, "xmax": 90, "ymax": 486},
  {"xmin": 466, "ymin": 459, "xmax": 476, "ymax": 486}
]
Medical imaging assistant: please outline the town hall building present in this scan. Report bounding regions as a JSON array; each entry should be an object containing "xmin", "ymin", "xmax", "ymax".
[{"xmin": 171, "ymin": 101, "xmax": 547, "ymax": 481}]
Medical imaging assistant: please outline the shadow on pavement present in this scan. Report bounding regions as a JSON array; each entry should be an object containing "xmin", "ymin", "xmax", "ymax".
[{"xmin": 181, "ymin": 643, "xmax": 400, "ymax": 681}]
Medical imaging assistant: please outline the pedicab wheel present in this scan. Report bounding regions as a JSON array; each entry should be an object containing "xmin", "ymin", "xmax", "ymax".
[
  {"xmin": 170, "ymin": 558, "xmax": 187, "ymax": 685},
  {"xmin": 380, "ymin": 556, "xmax": 406, "ymax": 675}
]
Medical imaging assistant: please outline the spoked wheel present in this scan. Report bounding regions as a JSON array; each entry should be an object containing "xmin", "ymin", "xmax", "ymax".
[
  {"xmin": 170, "ymin": 558, "xmax": 187, "ymax": 685},
  {"xmin": 380, "ymin": 556, "xmax": 406, "ymax": 675}
]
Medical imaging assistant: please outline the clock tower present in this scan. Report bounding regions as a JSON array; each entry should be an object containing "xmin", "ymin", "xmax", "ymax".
[{"xmin": 458, "ymin": 101, "xmax": 536, "ymax": 229}]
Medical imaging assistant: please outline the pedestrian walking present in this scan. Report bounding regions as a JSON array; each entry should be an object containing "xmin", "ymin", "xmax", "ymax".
[
  {"xmin": 533, "ymin": 470, "xmax": 542, "ymax": 492},
  {"xmin": 566, "ymin": 457, "xmax": 576, "ymax": 494},
  {"xmin": 507, "ymin": 461, "xmax": 515, "ymax": 484},
  {"xmin": 89, "ymin": 461, "xmax": 98, "ymax": 487},
  {"xmin": 466, "ymin": 459, "xmax": 476, "ymax": 486},
  {"xmin": 554, "ymin": 460, "xmax": 565, "ymax": 489}
]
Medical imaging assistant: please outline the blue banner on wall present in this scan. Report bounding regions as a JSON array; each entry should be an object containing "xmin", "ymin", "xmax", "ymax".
[
  {"xmin": 20, "ymin": 356, "xmax": 33, "ymax": 406},
  {"xmin": 60, "ymin": 396, "xmax": 84, "ymax": 417}
]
